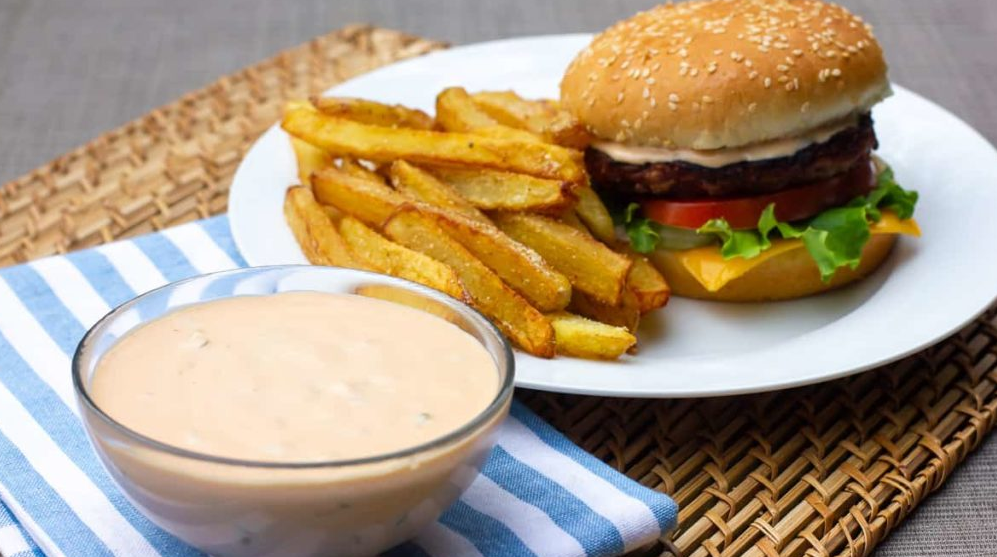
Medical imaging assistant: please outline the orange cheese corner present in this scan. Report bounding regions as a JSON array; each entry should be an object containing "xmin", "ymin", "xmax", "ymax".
[{"xmin": 675, "ymin": 211, "xmax": 920, "ymax": 293}]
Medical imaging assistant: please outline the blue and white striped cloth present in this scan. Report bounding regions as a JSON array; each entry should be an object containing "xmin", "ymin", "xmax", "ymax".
[{"xmin": 0, "ymin": 215, "xmax": 677, "ymax": 557}]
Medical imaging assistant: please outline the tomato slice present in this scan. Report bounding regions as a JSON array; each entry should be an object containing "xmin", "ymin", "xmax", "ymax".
[{"xmin": 641, "ymin": 159, "xmax": 875, "ymax": 230}]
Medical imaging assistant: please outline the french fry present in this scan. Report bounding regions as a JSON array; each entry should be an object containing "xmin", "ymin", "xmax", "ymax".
[
  {"xmin": 568, "ymin": 289, "xmax": 641, "ymax": 333},
  {"xmin": 338, "ymin": 216, "xmax": 465, "ymax": 300},
  {"xmin": 436, "ymin": 88, "xmax": 544, "ymax": 142},
  {"xmin": 431, "ymin": 167, "xmax": 574, "ymax": 213},
  {"xmin": 468, "ymin": 124, "xmax": 547, "ymax": 144},
  {"xmin": 558, "ymin": 210, "xmax": 588, "ymax": 232},
  {"xmin": 311, "ymin": 96, "xmax": 435, "ymax": 129},
  {"xmin": 417, "ymin": 209, "xmax": 572, "ymax": 312},
  {"xmin": 311, "ymin": 166, "xmax": 407, "ymax": 227},
  {"xmin": 548, "ymin": 312, "xmax": 636, "ymax": 359},
  {"xmin": 574, "ymin": 184, "xmax": 618, "ymax": 244},
  {"xmin": 321, "ymin": 204, "xmax": 345, "ymax": 224},
  {"xmin": 340, "ymin": 157, "xmax": 387, "ymax": 184},
  {"xmin": 291, "ymin": 138, "xmax": 333, "ymax": 187},
  {"xmin": 471, "ymin": 91, "xmax": 593, "ymax": 149},
  {"xmin": 383, "ymin": 209, "xmax": 555, "ymax": 357},
  {"xmin": 282, "ymin": 107, "xmax": 585, "ymax": 183},
  {"xmin": 435, "ymin": 87, "xmax": 502, "ymax": 132},
  {"xmin": 389, "ymin": 161, "xmax": 489, "ymax": 224},
  {"xmin": 626, "ymin": 254, "xmax": 671, "ymax": 313},
  {"xmin": 283, "ymin": 186, "xmax": 358, "ymax": 268},
  {"xmin": 493, "ymin": 213, "xmax": 632, "ymax": 306}
]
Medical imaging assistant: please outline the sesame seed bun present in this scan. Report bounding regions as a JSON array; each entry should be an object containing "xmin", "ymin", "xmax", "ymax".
[
  {"xmin": 560, "ymin": 0, "xmax": 891, "ymax": 150},
  {"xmin": 647, "ymin": 234, "xmax": 896, "ymax": 302}
]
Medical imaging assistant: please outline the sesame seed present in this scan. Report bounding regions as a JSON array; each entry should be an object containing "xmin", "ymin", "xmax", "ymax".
[
  {"xmin": 650, "ymin": 97, "xmax": 657, "ymax": 107},
  {"xmin": 620, "ymin": 60, "xmax": 630, "ymax": 69},
  {"xmin": 777, "ymin": 64, "xmax": 789, "ymax": 72},
  {"xmin": 801, "ymin": 102, "xmax": 810, "ymax": 113},
  {"xmin": 748, "ymin": 71, "xmax": 759, "ymax": 80},
  {"xmin": 785, "ymin": 82, "xmax": 794, "ymax": 91},
  {"xmin": 702, "ymin": 95, "xmax": 714, "ymax": 104},
  {"xmin": 793, "ymin": 49, "xmax": 804, "ymax": 57},
  {"xmin": 764, "ymin": 77, "xmax": 772, "ymax": 88},
  {"xmin": 669, "ymin": 93, "xmax": 680, "ymax": 102},
  {"xmin": 831, "ymin": 68, "xmax": 842, "ymax": 77},
  {"xmin": 708, "ymin": 61, "xmax": 718, "ymax": 73},
  {"xmin": 641, "ymin": 67, "xmax": 650, "ymax": 77},
  {"xmin": 748, "ymin": 102, "xmax": 758, "ymax": 113},
  {"xmin": 745, "ymin": 59, "xmax": 754, "ymax": 68},
  {"xmin": 646, "ymin": 77, "xmax": 656, "ymax": 85},
  {"xmin": 713, "ymin": 49, "xmax": 724, "ymax": 55},
  {"xmin": 690, "ymin": 67, "xmax": 700, "ymax": 77},
  {"xmin": 616, "ymin": 92, "xmax": 624, "ymax": 104},
  {"xmin": 643, "ymin": 87, "xmax": 650, "ymax": 99},
  {"xmin": 778, "ymin": 75, "xmax": 789, "ymax": 83},
  {"xmin": 668, "ymin": 102, "xmax": 678, "ymax": 111}
]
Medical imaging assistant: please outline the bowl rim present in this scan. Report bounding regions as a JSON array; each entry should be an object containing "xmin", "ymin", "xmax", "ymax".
[{"xmin": 72, "ymin": 265, "xmax": 516, "ymax": 469}]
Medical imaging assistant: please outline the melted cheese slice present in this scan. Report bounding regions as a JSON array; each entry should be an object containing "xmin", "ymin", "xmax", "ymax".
[{"xmin": 676, "ymin": 212, "xmax": 921, "ymax": 293}]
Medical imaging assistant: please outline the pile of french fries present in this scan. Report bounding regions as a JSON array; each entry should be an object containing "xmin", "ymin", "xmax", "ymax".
[{"xmin": 281, "ymin": 88, "xmax": 670, "ymax": 360}]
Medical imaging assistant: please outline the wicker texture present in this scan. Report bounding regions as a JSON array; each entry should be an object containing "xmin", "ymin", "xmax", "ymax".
[{"xmin": 2, "ymin": 25, "xmax": 996, "ymax": 557}]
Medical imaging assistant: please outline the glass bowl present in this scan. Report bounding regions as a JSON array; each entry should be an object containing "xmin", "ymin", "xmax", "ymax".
[{"xmin": 73, "ymin": 266, "xmax": 514, "ymax": 557}]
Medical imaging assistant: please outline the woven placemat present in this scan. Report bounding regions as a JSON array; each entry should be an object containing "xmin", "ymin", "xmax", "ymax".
[{"xmin": 2, "ymin": 25, "xmax": 996, "ymax": 557}]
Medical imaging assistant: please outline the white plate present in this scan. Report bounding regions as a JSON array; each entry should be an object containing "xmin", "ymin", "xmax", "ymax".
[{"xmin": 229, "ymin": 34, "xmax": 997, "ymax": 398}]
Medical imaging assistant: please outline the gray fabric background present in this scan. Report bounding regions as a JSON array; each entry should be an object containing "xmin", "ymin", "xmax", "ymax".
[{"xmin": 1, "ymin": 1, "xmax": 995, "ymax": 555}]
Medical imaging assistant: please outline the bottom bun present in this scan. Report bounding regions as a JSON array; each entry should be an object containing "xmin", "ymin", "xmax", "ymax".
[{"xmin": 648, "ymin": 234, "xmax": 897, "ymax": 302}]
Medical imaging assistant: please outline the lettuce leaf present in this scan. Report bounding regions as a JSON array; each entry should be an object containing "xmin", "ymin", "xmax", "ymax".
[
  {"xmin": 622, "ymin": 202, "xmax": 661, "ymax": 253},
  {"xmin": 695, "ymin": 166, "xmax": 918, "ymax": 281}
]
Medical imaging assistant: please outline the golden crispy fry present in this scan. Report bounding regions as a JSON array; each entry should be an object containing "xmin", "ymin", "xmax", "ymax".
[
  {"xmin": 435, "ymin": 87, "xmax": 502, "ymax": 132},
  {"xmin": 471, "ymin": 91, "xmax": 593, "ymax": 149},
  {"xmin": 548, "ymin": 312, "xmax": 636, "ymax": 359},
  {"xmin": 353, "ymin": 284, "xmax": 463, "ymax": 324},
  {"xmin": 311, "ymin": 96, "xmax": 434, "ymax": 129},
  {"xmin": 436, "ymin": 88, "xmax": 544, "ymax": 142},
  {"xmin": 282, "ymin": 108, "xmax": 585, "ymax": 183},
  {"xmin": 290, "ymin": 138, "xmax": 333, "ymax": 187},
  {"xmin": 311, "ymin": 166, "xmax": 408, "ymax": 227},
  {"xmin": 468, "ymin": 125, "xmax": 547, "ymax": 143},
  {"xmin": 574, "ymin": 184, "xmax": 617, "ymax": 244},
  {"xmin": 283, "ymin": 186, "xmax": 358, "ymax": 268},
  {"xmin": 321, "ymin": 204, "xmax": 345, "ymax": 224},
  {"xmin": 389, "ymin": 161, "xmax": 489, "ymax": 224},
  {"xmin": 431, "ymin": 167, "xmax": 574, "ymax": 213},
  {"xmin": 383, "ymin": 209, "xmax": 555, "ymax": 357},
  {"xmin": 417, "ymin": 209, "xmax": 572, "ymax": 312},
  {"xmin": 340, "ymin": 157, "xmax": 387, "ymax": 184},
  {"xmin": 493, "ymin": 213, "xmax": 632, "ymax": 305},
  {"xmin": 558, "ymin": 210, "xmax": 588, "ymax": 231},
  {"xmin": 626, "ymin": 254, "xmax": 671, "ymax": 313},
  {"xmin": 338, "ymin": 216, "xmax": 465, "ymax": 300},
  {"xmin": 568, "ymin": 289, "xmax": 641, "ymax": 333}
]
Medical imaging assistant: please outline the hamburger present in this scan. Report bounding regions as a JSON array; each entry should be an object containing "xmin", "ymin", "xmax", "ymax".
[{"xmin": 560, "ymin": 0, "xmax": 920, "ymax": 301}]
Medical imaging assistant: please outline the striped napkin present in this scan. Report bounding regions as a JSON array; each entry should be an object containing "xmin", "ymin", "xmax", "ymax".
[{"xmin": 0, "ymin": 215, "xmax": 677, "ymax": 557}]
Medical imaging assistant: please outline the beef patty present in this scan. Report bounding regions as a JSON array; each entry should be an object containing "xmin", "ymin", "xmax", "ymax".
[{"xmin": 586, "ymin": 113, "xmax": 877, "ymax": 199}]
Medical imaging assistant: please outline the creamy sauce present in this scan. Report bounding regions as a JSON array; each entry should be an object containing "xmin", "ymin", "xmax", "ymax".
[
  {"xmin": 592, "ymin": 115, "xmax": 858, "ymax": 168},
  {"xmin": 91, "ymin": 292, "xmax": 499, "ymax": 463}
]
